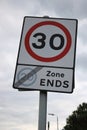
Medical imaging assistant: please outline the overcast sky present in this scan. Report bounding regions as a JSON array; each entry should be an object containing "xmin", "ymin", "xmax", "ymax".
[{"xmin": 0, "ymin": 0, "xmax": 87, "ymax": 130}]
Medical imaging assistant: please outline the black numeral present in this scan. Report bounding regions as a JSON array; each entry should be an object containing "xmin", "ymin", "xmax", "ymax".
[
  {"xmin": 32, "ymin": 33, "xmax": 64, "ymax": 50},
  {"xmin": 32, "ymin": 33, "xmax": 46, "ymax": 49},
  {"xmin": 50, "ymin": 34, "xmax": 64, "ymax": 50}
]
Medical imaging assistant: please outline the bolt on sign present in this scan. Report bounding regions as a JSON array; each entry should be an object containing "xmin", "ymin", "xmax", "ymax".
[{"xmin": 13, "ymin": 16, "xmax": 78, "ymax": 93}]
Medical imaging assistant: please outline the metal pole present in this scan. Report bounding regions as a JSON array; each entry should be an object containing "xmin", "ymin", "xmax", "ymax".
[
  {"xmin": 48, "ymin": 113, "xmax": 59, "ymax": 130},
  {"xmin": 38, "ymin": 91, "xmax": 47, "ymax": 130},
  {"xmin": 38, "ymin": 16, "xmax": 49, "ymax": 130},
  {"xmin": 48, "ymin": 121, "xmax": 50, "ymax": 130},
  {"xmin": 57, "ymin": 116, "xmax": 58, "ymax": 130}
]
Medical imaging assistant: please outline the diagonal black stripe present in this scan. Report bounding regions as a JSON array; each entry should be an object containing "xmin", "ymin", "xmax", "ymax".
[{"xmin": 14, "ymin": 66, "xmax": 43, "ymax": 88}]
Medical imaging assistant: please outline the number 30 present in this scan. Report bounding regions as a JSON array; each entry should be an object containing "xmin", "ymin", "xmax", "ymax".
[{"xmin": 32, "ymin": 33, "xmax": 64, "ymax": 50}]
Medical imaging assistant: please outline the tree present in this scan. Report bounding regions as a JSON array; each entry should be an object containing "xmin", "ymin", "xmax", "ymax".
[{"xmin": 63, "ymin": 103, "xmax": 87, "ymax": 130}]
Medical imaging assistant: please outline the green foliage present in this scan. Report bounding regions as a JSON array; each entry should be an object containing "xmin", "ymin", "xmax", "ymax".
[{"xmin": 63, "ymin": 103, "xmax": 87, "ymax": 130}]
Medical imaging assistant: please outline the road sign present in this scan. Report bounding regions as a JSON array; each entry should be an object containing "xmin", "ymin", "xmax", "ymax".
[
  {"xmin": 25, "ymin": 21, "xmax": 72, "ymax": 62},
  {"xmin": 13, "ymin": 16, "xmax": 78, "ymax": 93}
]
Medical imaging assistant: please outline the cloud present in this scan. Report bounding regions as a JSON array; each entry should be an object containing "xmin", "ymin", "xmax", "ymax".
[
  {"xmin": 76, "ymin": 53, "xmax": 87, "ymax": 71},
  {"xmin": 36, "ymin": 0, "xmax": 87, "ymax": 19},
  {"xmin": 78, "ymin": 19, "xmax": 87, "ymax": 43},
  {"xmin": 0, "ymin": 90, "xmax": 39, "ymax": 130}
]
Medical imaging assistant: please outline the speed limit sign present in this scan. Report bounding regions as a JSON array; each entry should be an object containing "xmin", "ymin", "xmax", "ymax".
[
  {"xmin": 25, "ymin": 20, "xmax": 72, "ymax": 62},
  {"xmin": 13, "ymin": 16, "xmax": 78, "ymax": 93}
]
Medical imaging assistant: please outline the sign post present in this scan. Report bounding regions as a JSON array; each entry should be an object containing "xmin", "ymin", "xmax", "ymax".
[
  {"xmin": 38, "ymin": 91, "xmax": 47, "ymax": 130},
  {"xmin": 38, "ymin": 16, "xmax": 48, "ymax": 130}
]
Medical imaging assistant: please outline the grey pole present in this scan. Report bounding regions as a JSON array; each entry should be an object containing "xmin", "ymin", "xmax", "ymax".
[
  {"xmin": 38, "ymin": 16, "xmax": 49, "ymax": 130},
  {"xmin": 48, "ymin": 113, "xmax": 59, "ymax": 130},
  {"xmin": 38, "ymin": 91, "xmax": 47, "ymax": 130},
  {"xmin": 48, "ymin": 121, "xmax": 50, "ymax": 130},
  {"xmin": 57, "ymin": 116, "xmax": 58, "ymax": 130}
]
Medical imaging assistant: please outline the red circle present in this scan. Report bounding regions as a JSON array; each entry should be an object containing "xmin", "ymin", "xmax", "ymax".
[{"xmin": 25, "ymin": 21, "xmax": 72, "ymax": 62}]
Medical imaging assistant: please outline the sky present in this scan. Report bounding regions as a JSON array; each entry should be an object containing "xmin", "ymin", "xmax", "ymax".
[{"xmin": 0, "ymin": 0, "xmax": 87, "ymax": 130}]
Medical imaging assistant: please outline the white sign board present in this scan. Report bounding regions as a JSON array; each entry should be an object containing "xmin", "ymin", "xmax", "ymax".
[{"xmin": 13, "ymin": 16, "xmax": 78, "ymax": 93}]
